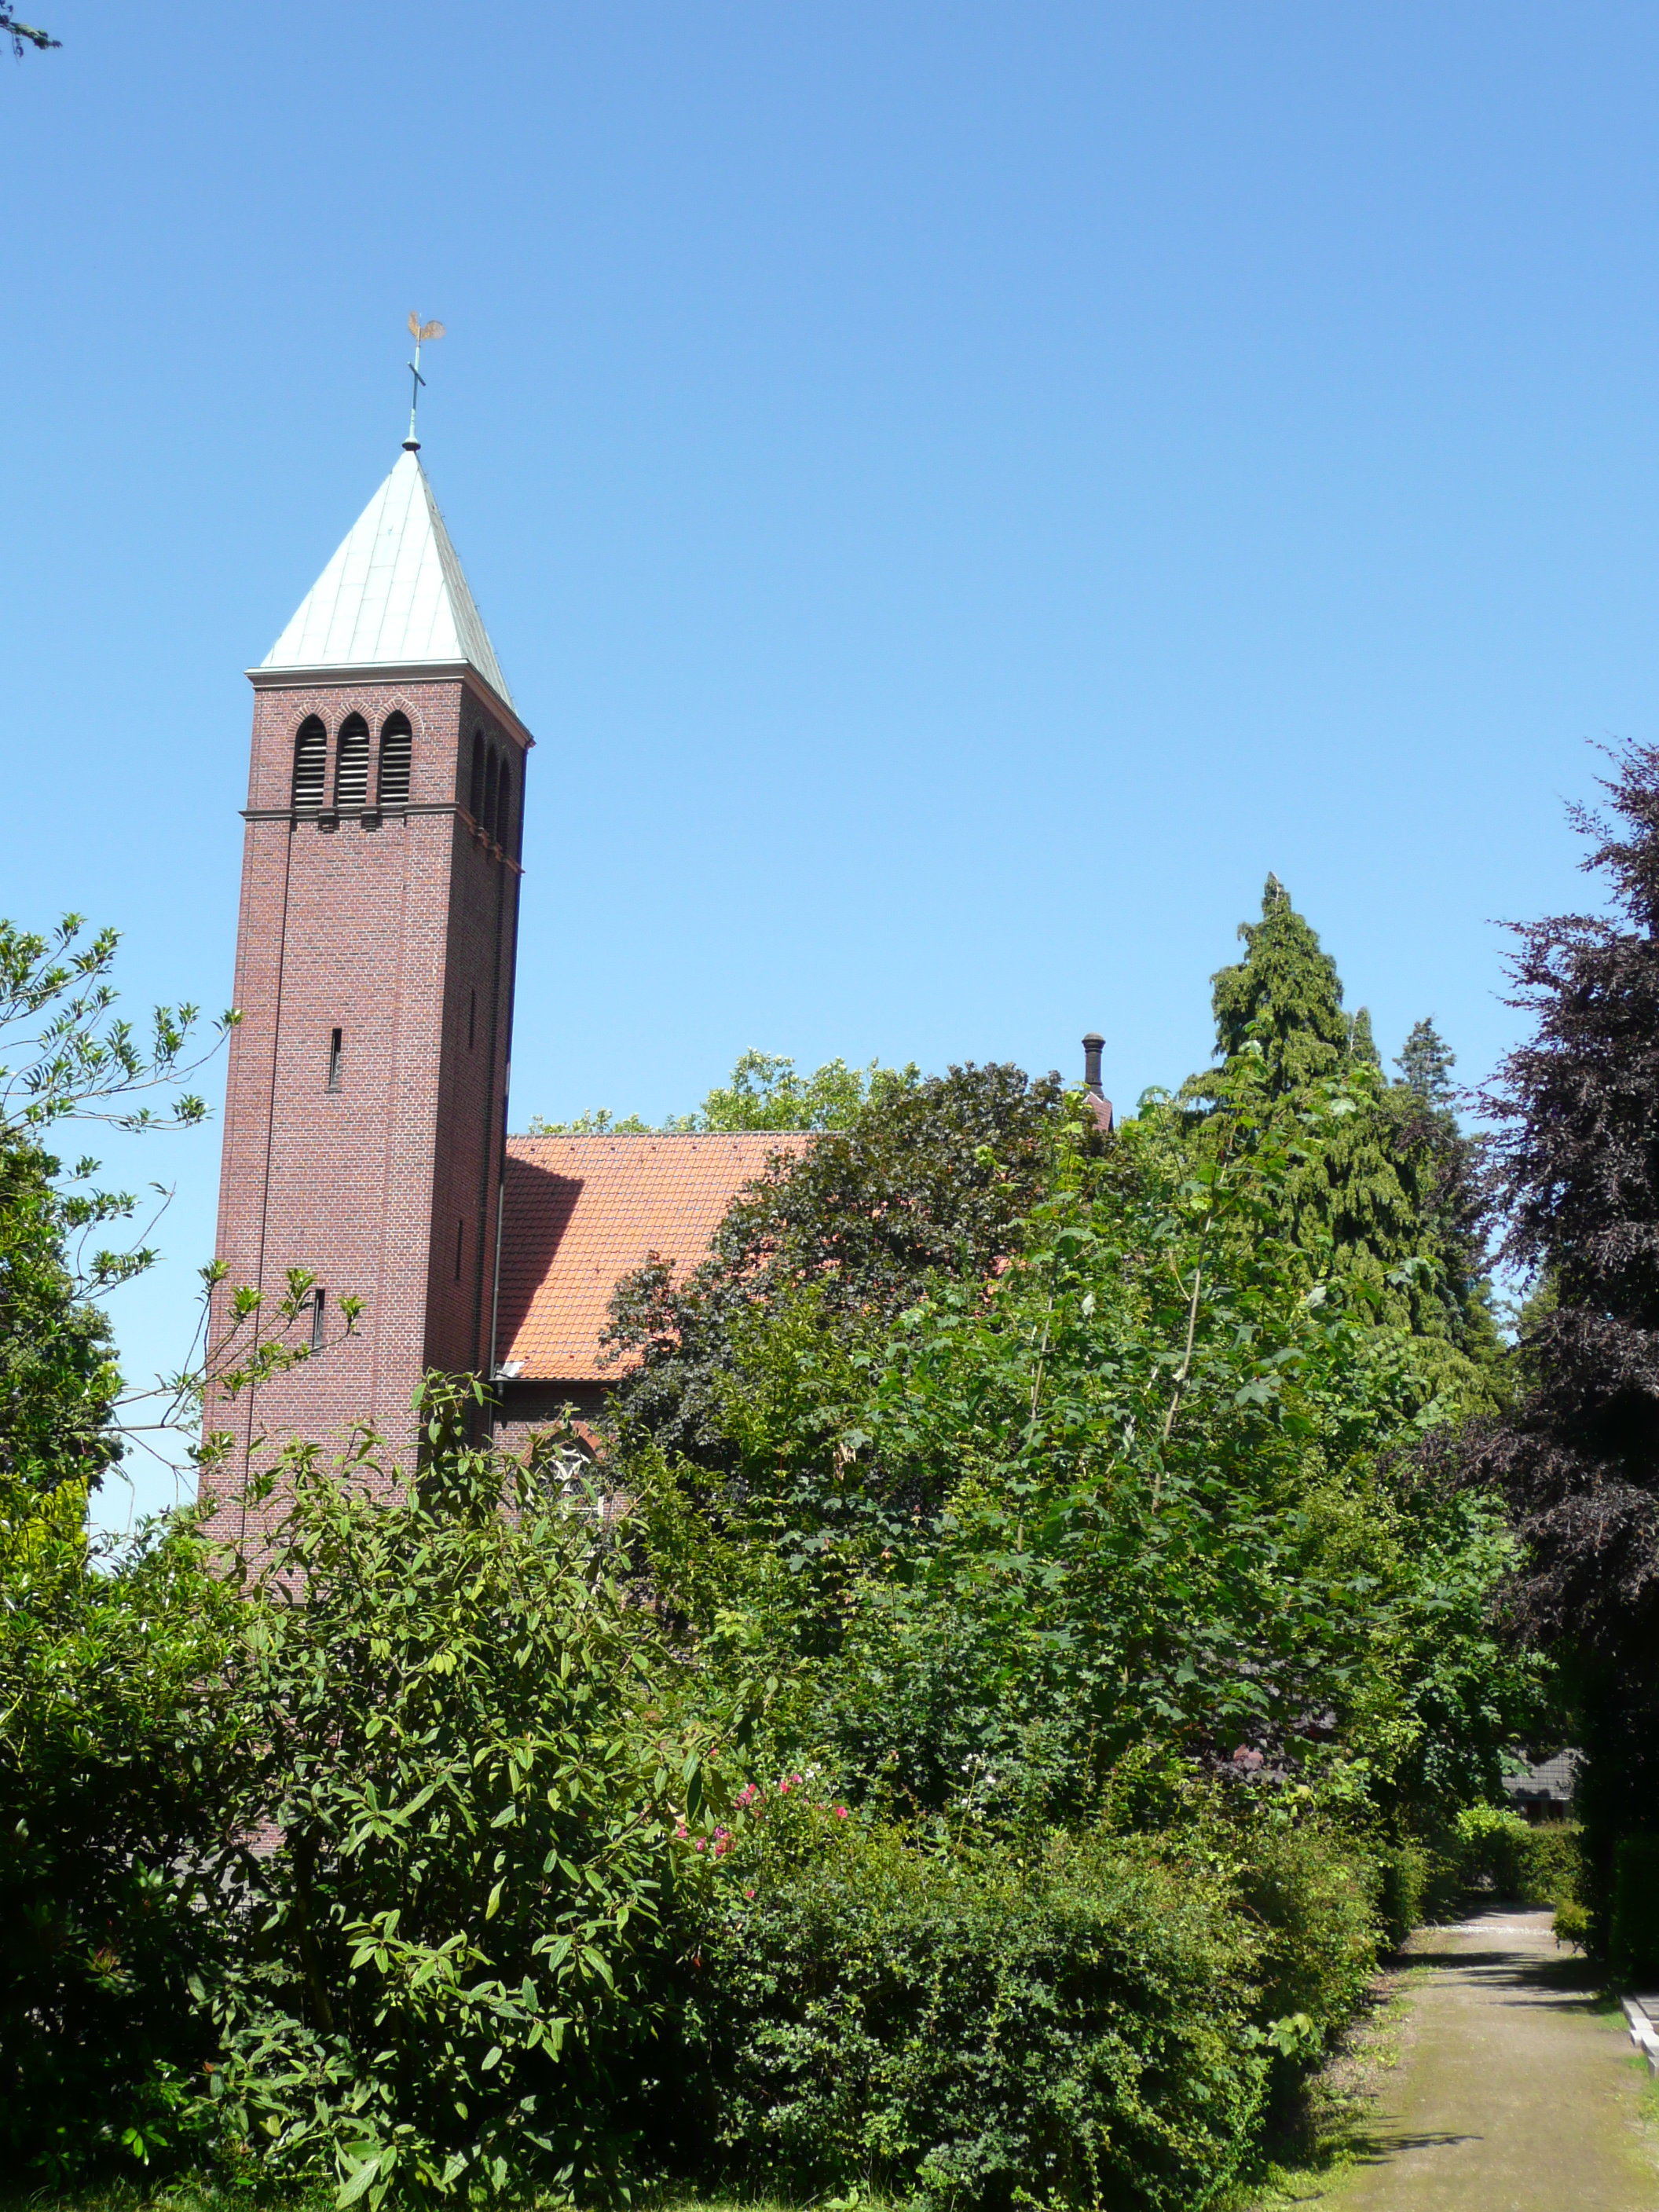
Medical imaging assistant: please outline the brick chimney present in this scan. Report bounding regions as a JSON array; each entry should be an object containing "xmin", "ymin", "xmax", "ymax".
[{"xmin": 1082, "ymin": 1032, "xmax": 1113, "ymax": 1134}]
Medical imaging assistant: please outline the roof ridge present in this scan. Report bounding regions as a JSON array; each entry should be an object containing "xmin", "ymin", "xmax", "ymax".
[{"xmin": 509, "ymin": 1129, "xmax": 810, "ymax": 1141}]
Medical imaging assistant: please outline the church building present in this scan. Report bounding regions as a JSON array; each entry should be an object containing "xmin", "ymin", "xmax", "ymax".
[
  {"xmin": 201, "ymin": 435, "xmax": 784, "ymax": 1529},
  {"xmin": 201, "ymin": 435, "xmax": 1111, "ymax": 1529}
]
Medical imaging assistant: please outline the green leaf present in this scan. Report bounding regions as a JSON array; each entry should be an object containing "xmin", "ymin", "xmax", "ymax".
[
  {"xmin": 580, "ymin": 1944, "xmax": 615, "ymax": 1988},
  {"xmin": 337, "ymin": 2155, "xmax": 383, "ymax": 2207}
]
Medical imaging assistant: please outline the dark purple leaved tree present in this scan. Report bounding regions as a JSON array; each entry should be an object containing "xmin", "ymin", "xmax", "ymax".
[{"xmin": 1474, "ymin": 742, "xmax": 1659, "ymax": 1923}]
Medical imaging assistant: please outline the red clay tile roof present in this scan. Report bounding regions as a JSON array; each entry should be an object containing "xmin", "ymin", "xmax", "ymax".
[{"xmin": 496, "ymin": 1132, "xmax": 811, "ymax": 1381}]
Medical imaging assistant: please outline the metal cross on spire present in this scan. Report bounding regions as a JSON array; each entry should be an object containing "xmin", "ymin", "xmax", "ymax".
[{"xmin": 405, "ymin": 312, "xmax": 445, "ymax": 449}]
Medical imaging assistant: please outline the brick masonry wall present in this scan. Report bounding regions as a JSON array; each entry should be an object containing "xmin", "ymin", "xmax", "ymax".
[
  {"xmin": 200, "ymin": 671, "xmax": 527, "ymax": 1548},
  {"xmin": 491, "ymin": 1377, "xmax": 613, "ymax": 1463}
]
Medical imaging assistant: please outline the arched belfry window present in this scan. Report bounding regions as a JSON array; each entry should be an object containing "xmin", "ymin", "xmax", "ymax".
[
  {"xmin": 292, "ymin": 717, "xmax": 326, "ymax": 811},
  {"xmin": 335, "ymin": 715, "xmax": 370, "ymax": 810},
  {"xmin": 496, "ymin": 757, "xmax": 515, "ymax": 853},
  {"xmin": 469, "ymin": 734, "xmax": 485, "ymax": 822},
  {"xmin": 378, "ymin": 713, "xmax": 412, "ymax": 806},
  {"xmin": 484, "ymin": 749, "xmax": 500, "ymax": 844}
]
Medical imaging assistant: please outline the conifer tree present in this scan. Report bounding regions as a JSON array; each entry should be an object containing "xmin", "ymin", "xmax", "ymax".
[
  {"xmin": 1397, "ymin": 1016, "xmax": 1457, "ymax": 1106},
  {"xmin": 1202, "ymin": 881, "xmax": 1492, "ymax": 1360},
  {"xmin": 1211, "ymin": 873, "xmax": 1360, "ymax": 1093}
]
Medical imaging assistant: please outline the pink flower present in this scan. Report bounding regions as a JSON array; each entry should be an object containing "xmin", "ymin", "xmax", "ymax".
[
  {"xmin": 791, "ymin": 1773, "xmax": 804, "ymax": 1788},
  {"xmin": 834, "ymin": 1805, "xmax": 849, "ymax": 1819},
  {"xmin": 714, "ymin": 1836, "xmax": 731, "ymax": 1857},
  {"xmin": 778, "ymin": 1781, "xmax": 790, "ymax": 1796},
  {"xmin": 694, "ymin": 1837, "xmax": 706, "ymax": 1853},
  {"xmin": 744, "ymin": 1886, "xmax": 756, "ymax": 1899}
]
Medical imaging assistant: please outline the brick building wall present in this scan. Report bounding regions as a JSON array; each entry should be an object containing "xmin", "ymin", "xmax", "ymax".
[{"xmin": 200, "ymin": 666, "xmax": 527, "ymax": 1547}]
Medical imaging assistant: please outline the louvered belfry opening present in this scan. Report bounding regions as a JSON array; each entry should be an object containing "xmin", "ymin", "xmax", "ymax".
[
  {"xmin": 335, "ymin": 715, "xmax": 370, "ymax": 809},
  {"xmin": 378, "ymin": 712, "xmax": 412, "ymax": 805},
  {"xmin": 291, "ymin": 716, "xmax": 327, "ymax": 810}
]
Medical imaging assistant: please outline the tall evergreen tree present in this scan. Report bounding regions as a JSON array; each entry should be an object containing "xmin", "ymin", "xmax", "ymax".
[
  {"xmin": 1211, "ymin": 873, "xmax": 1361, "ymax": 1093},
  {"xmin": 1389, "ymin": 1018, "xmax": 1496, "ymax": 1361},
  {"xmin": 1397, "ymin": 1016, "xmax": 1457, "ymax": 1107},
  {"xmin": 1470, "ymin": 745, "xmax": 1659, "ymax": 1908},
  {"xmin": 1201, "ymin": 881, "xmax": 1492, "ymax": 1361}
]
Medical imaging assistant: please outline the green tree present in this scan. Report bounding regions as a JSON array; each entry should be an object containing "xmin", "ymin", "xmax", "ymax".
[
  {"xmin": 0, "ymin": 914, "xmax": 236, "ymax": 1493},
  {"xmin": 607, "ymin": 1059, "xmax": 1065, "ymax": 1466},
  {"xmin": 1397, "ymin": 1016, "xmax": 1457, "ymax": 1105},
  {"xmin": 526, "ymin": 1047, "xmax": 904, "ymax": 1137},
  {"xmin": 522, "ymin": 1106, "xmax": 656, "ymax": 1136},
  {"xmin": 0, "ymin": 1137, "xmax": 123, "ymax": 1501},
  {"xmin": 0, "ymin": 917, "xmax": 353, "ymax": 1488},
  {"xmin": 1210, "ymin": 873, "xmax": 1364, "ymax": 1094},
  {"xmin": 628, "ymin": 1063, "xmax": 1531, "ymax": 1833},
  {"xmin": 0, "ymin": 1500, "xmax": 244, "ymax": 2180},
  {"xmin": 0, "ymin": 917, "xmax": 347, "ymax": 2181},
  {"xmin": 1200, "ymin": 881, "xmax": 1494, "ymax": 1364},
  {"xmin": 1386, "ymin": 1016, "xmax": 1500, "ymax": 1365},
  {"xmin": 690, "ymin": 1049, "xmax": 898, "ymax": 1131}
]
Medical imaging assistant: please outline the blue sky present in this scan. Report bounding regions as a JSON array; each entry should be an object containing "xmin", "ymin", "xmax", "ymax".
[{"xmin": 2, "ymin": 3, "xmax": 1653, "ymax": 1525}]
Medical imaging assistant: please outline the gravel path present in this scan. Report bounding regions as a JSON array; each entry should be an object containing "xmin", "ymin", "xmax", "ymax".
[{"xmin": 1329, "ymin": 1907, "xmax": 1654, "ymax": 2210}]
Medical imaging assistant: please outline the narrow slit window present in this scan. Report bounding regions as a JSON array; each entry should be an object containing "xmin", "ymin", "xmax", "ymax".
[
  {"xmin": 327, "ymin": 1028, "xmax": 343, "ymax": 1092},
  {"xmin": 484, "ymin": 749, "xmax": 500, "ymax": 842},
  {"xmin": 468, "ymin": 988, "xmax": 476, "ymax": 1050},
  {"xmin": 335, "ymin": 715, "xmax": 370, "ymax": 809},
  {"xmin": 310, "ymin": 1287, "xmax": 327, "ymax": 1351},
  {"xmin": 469, "ymin": 734, "xmax": 485, "ymax": 821},
  {"xmin": 496, "ymin": 759, "xmax": 514, "ymax": 851},
  {"xmin": 454, "ymin": 1218, "xmax": 464, "ymax": 1282},
  {"xmin": 292, "ymin": 717, "xmax": 327, "ymax": 810},
  {"xmin": 377, "ymin": 712, "xmax": 412, "ymax": 805}
]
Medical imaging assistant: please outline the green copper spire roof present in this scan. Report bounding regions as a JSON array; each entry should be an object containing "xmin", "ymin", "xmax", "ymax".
[{"xmin": 262, "ymin": 446, "xmax": 512, "ymax": 707}]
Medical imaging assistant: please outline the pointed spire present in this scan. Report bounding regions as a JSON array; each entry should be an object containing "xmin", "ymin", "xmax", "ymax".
[{"xmin": 261, "ymin": 449, "xmax": 512, "ymax": 707}]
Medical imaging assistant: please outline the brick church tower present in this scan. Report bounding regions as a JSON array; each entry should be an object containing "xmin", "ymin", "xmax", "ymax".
[{"xmin": 202, "ymin": 434, "xmax": 532, "ymax": 1536}]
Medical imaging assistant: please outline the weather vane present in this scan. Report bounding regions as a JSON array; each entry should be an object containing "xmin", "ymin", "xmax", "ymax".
[{"xmin": 405, "ymin": 312, "xmax": 445, "ymax": 447}]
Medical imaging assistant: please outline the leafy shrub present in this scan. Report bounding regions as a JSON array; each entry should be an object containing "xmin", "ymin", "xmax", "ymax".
[
  {"xmin": 1233, "ymin": 1818, "xmax": 1378, "ymax": 2047},
  {"xmin": 1372, "ymin": 1842, "xmax": 1430, "ymax": 1950},
  {"xmin": 199, "ymin": 1385, "xmax": 745, "ymax": 2210},
  {"xmin": 1517, "ymin": 1822, "xmax": 1581, "ymax": 1908},
  {"xmin": 1554, "ymin": 1899, "xmax": 1590, "ymax": 1950},
  {"xmin": 0, "ymin": 1492, "xmax": 244, "ymax": 2183},
  {"xmin": 1450, "ymin": 1804, "xmax": 1533, "ymax": 1897},
  {"xmin": 1442, "ymin": 1807, "xmax": 1581, "ymax": 1909},
  {"xmin": 670, "ymin": 1789, "xmax": 1266, "ymax": 2212},
  {"xmin": 1610, "ymin": 1837, "xmax": 1659, "ymax": 1984}
]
